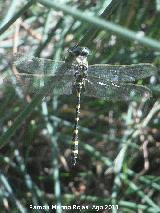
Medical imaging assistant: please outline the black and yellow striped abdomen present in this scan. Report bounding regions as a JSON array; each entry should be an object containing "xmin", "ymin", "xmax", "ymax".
[{"xmin": 71, "ymin": 80, "xmax": 83, "ymax": 166}]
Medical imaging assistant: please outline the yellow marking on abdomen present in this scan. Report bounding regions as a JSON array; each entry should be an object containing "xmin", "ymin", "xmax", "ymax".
[
  {"xmin": 72, "ymin": 150, "xmax": 78, "ymax": 154},
  {"xmin": 76, "ymin": 91, "xmax": 81, "ymax": 96},
  {"xmin": 72, "ymin": 140, "xmax": 78, "ymax": 145},
  {"xmin": 76, "ymin": 104, "xmax": 80, "ymax": 109},
  {"xmin": 73, "ymin": 129, "xmax": 78, "ymax": 134},
  {"xmin": 75, "ymin": 117, "xmax": 79, "ymax": 122}
]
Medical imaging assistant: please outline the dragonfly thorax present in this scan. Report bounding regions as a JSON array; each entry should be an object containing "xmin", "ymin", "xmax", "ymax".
[
  {"xmin": 69, "ymin": 46, "xmax": 89, "ymax": 79},
  {"xmin": 74, "ymin": 68, "xmax": 88, "ymax": 80},
  {"xmin": 73, "ymin": 55, "xmax": 88, "ymax": 80},
  {"xmin": 74, "ymin": 59, "xmax": 88, "ymax": 79}
]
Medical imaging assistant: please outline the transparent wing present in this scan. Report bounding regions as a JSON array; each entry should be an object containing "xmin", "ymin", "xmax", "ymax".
[
  {"xmin": 84, "ymin": 77, "xmax": 152, "ymax": 100},
  {"xmin": 13, "ymin": 53, "xmax": 74, "ymax": 75},
  {"xmin": 2, "ymin": 53, "xmax": 76, "ymax": 95},
  {"xmin": 88, "ymin": 63, "xmax": 156, "ymax": 82},
  {"xmin": 1, "ymin": 73, "xmax": 74, "ymax": 95}
]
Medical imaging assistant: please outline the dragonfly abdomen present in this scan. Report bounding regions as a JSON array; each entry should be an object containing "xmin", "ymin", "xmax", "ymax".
[{"xmin": 71, "ymin": 80, "xmax": 83, "ymax": 166}]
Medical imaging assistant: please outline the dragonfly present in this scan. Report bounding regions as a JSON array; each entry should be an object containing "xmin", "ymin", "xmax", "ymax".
[{"xmin": 1, "ymin": 46, "xmax": 156, "ymax": 166}]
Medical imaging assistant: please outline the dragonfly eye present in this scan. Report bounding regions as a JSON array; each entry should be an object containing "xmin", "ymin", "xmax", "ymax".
[
  {"xmin": 69, "ymin": 46, "xmax": 90, "ymax": 57},
  {"xmin": 81, "ymin": 47, "xmax": 90, "ymax": 56}
]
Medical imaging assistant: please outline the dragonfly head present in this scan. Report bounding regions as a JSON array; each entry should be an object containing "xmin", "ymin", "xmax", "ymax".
[{"xmin": 68, "ymin": 46, "xmax": 90, "ymax": 57}]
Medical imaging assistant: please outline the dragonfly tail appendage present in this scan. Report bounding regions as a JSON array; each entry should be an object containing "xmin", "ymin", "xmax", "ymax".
[{"xmin": 71, "ymin": 81, "xmax": 82, "ymax": 166}]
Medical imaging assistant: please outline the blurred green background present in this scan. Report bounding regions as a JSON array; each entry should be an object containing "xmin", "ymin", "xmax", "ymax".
[{"xmin": 0, "ymin": 0, "xmax": 160, "ymax": 212}]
